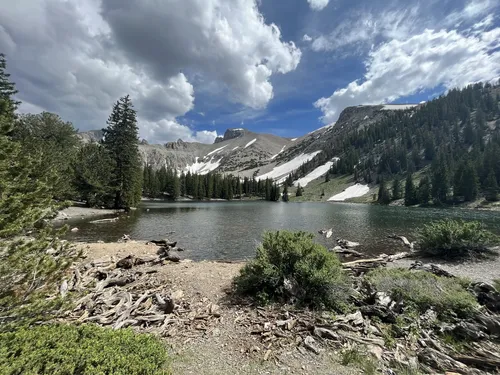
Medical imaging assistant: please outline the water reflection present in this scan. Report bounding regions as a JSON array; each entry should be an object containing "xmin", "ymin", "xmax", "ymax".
[{"xmin": 62, "ymin": 201, "xmax": 500, "ymax": 261}]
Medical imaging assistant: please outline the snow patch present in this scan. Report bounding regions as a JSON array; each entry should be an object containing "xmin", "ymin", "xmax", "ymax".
[
  {"xmin": 232, "ymin": 146, "xmax": 239, "ymax": 151},
  {"xmin": 381, "ymin": 104, "xmax": 418, "ymax": 111},
  {"xmin": 257, "ymin": 151, "xmax": 322, "ymax": 182},
  {"xmin": 244, "ymin": 138, "xmax": 257, "ymax": 148},
  {"xmin": 363, "ymin": 115, "xmax": 369, "ymax": 120},
  {"xmin": 185, "ymin": 157, "xmax": 221, "ymax": 175},
  {"xmin": 270, "ymin": 145, "xmax": 286, "ymax": 160},
  {"xmin": 328, "ymin": 184, "xmax": 370, "ymax": 202},
  {"xmin": 206, "ymin": 144, "xmax": 228, "ymax": 157},
  {"xmin": 291, "ymin": 138, "xmax": 297, "ymax": 141},
  {"xmin": 294, "ymin": 161, "xmax": 333, "ymax": 187}
]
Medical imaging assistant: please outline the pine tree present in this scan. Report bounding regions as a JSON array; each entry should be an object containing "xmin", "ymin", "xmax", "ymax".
[
  {"xmin": 74, "ymin": 143, "xmax": 115, "ymax": 207},
  {"xmin": 102, "ymin": 95, "xmax": 142, "ymax": 209},
  {"xmin": 404, "ymin": 173, "xmax": 417, "ymax": 206},
  {"xmin": 377, "ymin": 178, "xmax": 391, "ymax": 204},
  {"xmin": 484, "ymin": 169, "xmax": 499, "ymax": 202},
  {"xmin": 282, "ymin": 185, "xmax": 289, "ymax": 201},
  {"xmin": 392, "ymin": 177, "xmax": 402, "ymax": 200},
  {"xmin": 0, "ymin": 56, "xmax": 76, "ymax": 329},
  {"xmin": 296, "ymin": 183, "xmax": 303, "ymax": 197},
  {"xmin": 417, "ymin": 175, "xmax": 431, "ymax": 205}
]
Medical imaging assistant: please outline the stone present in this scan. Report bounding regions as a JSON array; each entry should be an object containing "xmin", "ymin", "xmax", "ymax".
[
  {"xmin": 71, "ymin": 227, "xmax": 79, "ymax": 232},
  {"xmin": 171, "ymin": 290, "xmax": 184, "ymax": 300}
]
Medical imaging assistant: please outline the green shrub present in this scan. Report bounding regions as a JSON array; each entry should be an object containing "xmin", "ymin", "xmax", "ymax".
[
  {"xmin": 366, "ymin": 268, "xmax": 478, "ymax": 319},
  {"xmin": 233, "ymin": 231, "xmax": 350, "ymax": 310},
  {"xmin": 0, "ymin": 324, "xmax": 170, "ymax": 375},
  {"xmin": 494, "ymin": 279, "xmax": 500, "ymax": 292},
  {"xmin": 418, "ymin": 219, "xmax": 499, "ymax": 259}
]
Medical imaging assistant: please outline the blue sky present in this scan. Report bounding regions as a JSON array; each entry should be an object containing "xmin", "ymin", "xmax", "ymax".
[{"xmin": 0, "ymin": 0, "xmax": 499, "ymax": 142}]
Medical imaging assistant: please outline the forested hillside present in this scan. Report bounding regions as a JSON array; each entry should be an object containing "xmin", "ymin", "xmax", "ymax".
[{"xmin": 287, "ymin": 82, "xmax": 500, "ymax": 205}]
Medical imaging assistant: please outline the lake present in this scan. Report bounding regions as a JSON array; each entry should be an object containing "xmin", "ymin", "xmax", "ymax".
[{"xmin": 63, "ymin": 201, "xmax": 500, "ymax": 261}]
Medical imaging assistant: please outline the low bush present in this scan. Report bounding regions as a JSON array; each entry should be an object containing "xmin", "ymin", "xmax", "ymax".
[
  {"xmin": 0, "ymin": 324, "xmax": 170, "ymax": 375},
  {"xmin": 233, "ymin": 230, "xmax": 350, "ymax": 310},
  {"xmin": 366, "ymin": 268, "xmax": 478, "ymax": 319},
  {"xmin": 418, "ymin": 219, "xmax": 499, "ymax": 259},
  {"xmin": 494, "ymin": 279, "xmax": 500, "ymax": 292}
]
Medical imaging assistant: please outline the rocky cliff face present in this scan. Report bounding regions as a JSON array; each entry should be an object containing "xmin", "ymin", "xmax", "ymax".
[{"xmin": 77, "ymin": 104, "xmax": 418, "ymax": 180}]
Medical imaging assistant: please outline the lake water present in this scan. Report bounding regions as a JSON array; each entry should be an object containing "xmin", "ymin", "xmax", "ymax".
[{"xmin": 63, "ymin": 201, "xmax": 500, "ymax": 261}]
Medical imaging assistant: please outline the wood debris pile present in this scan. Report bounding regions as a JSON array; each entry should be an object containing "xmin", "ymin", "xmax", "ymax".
[
  {"xmin": 234, "ymin": 260, "xmax": 500, "ymax": 374},
  {"xmin": 64, "ymin": 240, "xmax": 222, "ymax": 338}
]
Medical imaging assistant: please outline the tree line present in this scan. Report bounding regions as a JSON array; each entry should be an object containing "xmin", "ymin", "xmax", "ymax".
[
  {"xmin": 287, "ymin": 81, "xmax": 500, "ymax": 206},
  {"xmin": 142, "ymin": 166, "xmax": 282, "ymax": 201}
]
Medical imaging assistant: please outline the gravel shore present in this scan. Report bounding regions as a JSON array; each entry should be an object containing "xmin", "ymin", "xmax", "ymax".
[{"xmin": 54, "ymin": 205, "xmax": 123, "ymax": 221}]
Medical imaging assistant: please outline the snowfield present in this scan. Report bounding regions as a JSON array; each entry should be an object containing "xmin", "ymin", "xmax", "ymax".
[
  {"xmin": 270, "ymin": 145, "xmax": 286, "ymax": 160},
  {"xmin": 244, "ymin": 138, "xmax": 257, "ymax": 148},
  {"xmin": 206, "ymin": 144, "xmax": 228, "ymax": 157},
  {"xmin": 381, "ymin": 104, "xmax": 418, "ymax": 111},
  {"xmin": 185, "ymin": 157, "xmax": 222, "ymax": 175},
  {"xmin": 328, "ymin": 184, "xmax": 370, "ymax": 201},
  {"xmin": 257, "ymin": 151, "xmax": 322, "ymax": 182},
  {"xmin": 293, "ymin": 161, "xmax": 334, "ymax": 187},
  {"xmin": 291, "ymin": 138, "xmax": 297, "ymax": 141}
]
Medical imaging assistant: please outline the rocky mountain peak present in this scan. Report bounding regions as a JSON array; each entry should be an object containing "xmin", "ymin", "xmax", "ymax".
[
  {"xmin": 164, "ymin": 138, "xmax": 189, "ymax": 150},
  {"xmin": 223, "ymin": 128, "xmax": 246, "ymax": 141}
]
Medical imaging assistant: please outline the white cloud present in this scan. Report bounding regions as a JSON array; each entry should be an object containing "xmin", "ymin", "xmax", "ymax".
[
  {"xmin": 302, "ymin": 34, "xmax": 313, "ymax": 42},
  {"xmin": 141, "ymin": 120, "xmax": 218, "ymax": 144},
  {"xmin": 101, "ymin": 0, "xmax": 301, "ymax": 109},
  {"xmin": 307, "ymin": 0, "xmax": 330, "ymax": 11},
  {"xmin": 0, "ymin": 0, "xmax": 300, "ymax": 144},
  {"xmin": 315, "ymin": 28, "xmax": 500, "ymax": 123}
]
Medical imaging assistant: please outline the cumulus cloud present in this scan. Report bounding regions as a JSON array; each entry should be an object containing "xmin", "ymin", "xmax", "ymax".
[
  {"xmin": 302, "ymin": 34, "xmax": 313, "ymax": 42},
  {"xmin": 307, "ymin": 0, "xmax": 330, "ymax": 11},
  {"xmin": 100, "ymin": 0, "xmax": 301, "ymax": 109},
  {"xmin": 0, "ymin": 0, "xmax": 300, "ymax": 143},
  {"xmin": 315, "ymin": 28, "xmax": 500, "ymax": 123}
]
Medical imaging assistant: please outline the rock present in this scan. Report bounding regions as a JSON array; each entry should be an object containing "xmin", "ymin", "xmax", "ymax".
[
  {"xmin": 409, "ymin": 261, "xmax": 455, "ymax": 277},
  {"xmin": 116, "ymin": 255, "xmax": 136, "ymax": 269},
  {"xmin": 166, "ymin": 252, "xmax": 181, "ymax": 262},
  {"xmin": 346, "ymin": 310, "xmax": 364, "ymax": 325},
  {"xmin": 209, "ymin": 303, "xmax": 220, "ymax": 317},
  {"xmin": 171, "ymin": 290, "xmax": 184, "ymax": 300},
  {"xmin": 303, "ymin": 336, "xmax": 320, "ymax": 354},
  {"xmin": 71, "ymin": 227, "xmax": 79, "ymax": 232},
  {"xmin": 313, "ymin": 327, "xmax": 339, "ymax": 340},
  {"xmin": 376, "ymin": 292, "xmax": 392, "ymax": 307},
  {"xmin": 471, "ymin": 282, "xmax": 500, "ymax": 312},
  {"xmin": 59, "ymin": 279, "xmax": 68, "ymax": 298},
  {"xmin": 368, "ymin": 345, "xmax": 383, "ymax": 360},
  {"xmin": 45, "ymin": 248, "xmax": 57, "ymax": 255},
  {"xmin": 276, "ymin": 318, "xmax": 296, "ymax": 330}
]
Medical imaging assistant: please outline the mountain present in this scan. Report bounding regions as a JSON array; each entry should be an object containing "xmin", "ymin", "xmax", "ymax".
[
  {"xmin": 77, "ymin": 104, "xmax": 417, "ymax": 181},
  {"xmin": 77, "ymin": 81, "xmax": 500, "ymax": 206}
]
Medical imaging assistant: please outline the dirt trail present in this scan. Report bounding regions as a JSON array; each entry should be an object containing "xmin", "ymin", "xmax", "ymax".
[{"xmin": 78, "ymin": 242, "xmax": 358, "ymax": 375}]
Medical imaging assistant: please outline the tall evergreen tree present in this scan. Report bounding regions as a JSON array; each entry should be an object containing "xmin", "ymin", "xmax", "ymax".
[
  {"xmin": 484, "ymin": 169, "xmax": 499, "ymax": 202},
  {"xmin": 296, "ymin": 183, "xmax": 303, "ymax": 197},
  {"xmin": 404, "ymin": 173, "xmax": 417, "ymax": 206},
  {"xmin": 102, "ymin": 96, "xmax": 142, "ymax": 209},
  {"xmin": 392, "ymin": 177, "xmax": 402, "ymax": 200},
  {"xmin": 377, "ymin": 178, "xmax": 391, "ymax": 204},
  {"xmin": 282, "ymin": 185, "xmax": 289, "ymax": 202},
  {"xmin": 417, "ymin": 175, "xmax": 431, "ymax": 205},
  {"xmin": 0, "ymin": 55, "xmax": 75, "ymax": 328}
]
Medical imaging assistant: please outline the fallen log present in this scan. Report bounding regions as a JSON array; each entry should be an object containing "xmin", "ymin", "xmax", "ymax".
[
  {"xmin": 90, "ymin": 217, "xmax": 119, "ymax": 224},
  {"xmin": 409, "ymin": 262, "xmax": 455, "ymax": 277},
  {"xmin": 332, "ymin": 247, "xmax": 363, "ymax": 257}
]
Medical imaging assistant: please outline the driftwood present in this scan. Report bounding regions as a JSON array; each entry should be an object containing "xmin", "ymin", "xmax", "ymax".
[
  {"xmin": 409, "ymin": 261, "xmax": 455, "ymax": 277},
  {"xmin": 149, "ymin": 239, "xmax": 177, "ymax": 247},
  {"xmin": 388, "ymin": 234, "xmax": 415, "ymax": 250},
  {"xmin": 318, "ymin": 228, "xmax": 333, "ymax": 239},
  {"xmin": 336, "ymin": 238, "xmax": 360, "ymax": 248},
  {"xmin": 90, "ymin": 217, "xmax": 119, "ymax": 224},
  {"xmin": 332, "ymin": 247, "xmax": 363, "ymax": 257}
]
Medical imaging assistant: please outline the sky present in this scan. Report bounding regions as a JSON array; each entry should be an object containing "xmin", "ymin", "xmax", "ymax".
[{"xmin": 0, "ymin": 0, "xmax": 499, "ymax": 144}]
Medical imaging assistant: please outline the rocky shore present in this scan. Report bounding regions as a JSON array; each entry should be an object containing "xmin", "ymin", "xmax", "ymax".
[{"xmin": 68, "ymin": 238, "xmax": 500, "ymax": 375}]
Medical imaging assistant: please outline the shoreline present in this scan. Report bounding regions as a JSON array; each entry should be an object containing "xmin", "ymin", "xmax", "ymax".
[{"xmin": 54, "ymin": 205, "xmax": 123, "ymax": 221}]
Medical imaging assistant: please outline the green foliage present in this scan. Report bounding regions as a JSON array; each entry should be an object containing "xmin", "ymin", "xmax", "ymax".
[
  {"xmin": 0, "ymin": 324, "xmax": 169, "ymax": 375},
  {"xmin": 377, "ymin": 178, "xmax": 391, "ymax": 204},
  {"xmin": 296, "ymin": 184, "xmax": 304, "ymax": 197},
  {"xmin": 418, "ymin": 219, "xmax": 499, "ymax": 259},
  {"xmin": 366, "ymin": 268, "xmax": 478, "ymax": 319},
  {"xmin": 0, "ymin": 55, "xmax": 76, "ymax": 329},
  {"xmin": 233, "ymin": 231, "xmax": 350, "ymax": 310},
  {"xmin": 453, "ymin": 160, "xmax": 479, "ymax": 202},
  {"xmin": 102, "ymin": 96, "xmax": 142, "ymax": 209},
  {"xmin": 392, "ymin": 177, "xmax": 402, "ymax": 200},
  {"xmin": 404, "ymin": 173, "xmax": 417, "ymax": 206},
  {"xmin": 73, "ymin": 143, "xmax": 115, "ymax": 207},
  {"xmin": 417, "ymin": 175, "xmax": 431, "ymax": 205},
  {"xmin": 484, "ymin": 169, "xmax": 499, "ymax": 202},
  {"xmin": 340, "ymin": 348, "xmax": 378, "ymax": 375},
  {"xmin": 12, "ymin": 112, "xmax": 79, "ymax": 200},
  {"xmin": 493, "ymin": 279, "xmax": 500, "ymax": 292}
]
